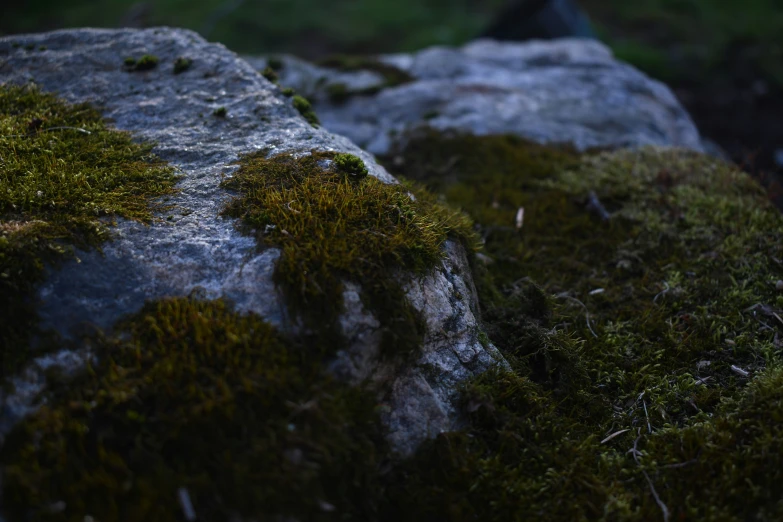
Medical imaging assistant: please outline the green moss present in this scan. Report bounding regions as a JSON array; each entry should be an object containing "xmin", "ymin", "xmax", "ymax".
[
  {"xmin": 317, "ymin": 55, "xmax": 414, "ymax": 102},
  {"xmin": 261, "ymin": 66, "xmax": 279, "ymax": 84},
  {"xmin": 220, "ymin": 149, "xmax": 477, "ymax": 359},
  {"xmin": 333, "ymin": 152, "xmax": 369, "ymax": 180},
  {"xmin": 319, "ymin": 54, "xmax": 413, "ymax": 89},
  {"xmin": 124, "ymin": 55, "xmax": 159, "ymax": 72},
  {"xmin": 281, "ymin": 86, "xmax": 296, "ymax": 97},
  {"xmin": 380, "ymin": 131, "xmax": 783, "ymax": 520},
  {"xmin": 1, "ymin": 294, "xmax": 386, "ymax": 521},
  {"xmin": 292, "ymin": 94, "xmax": 320, "ymax": 127},
  {"xmin": 0, "ymin": 83, "xmax": 179, "ymax": 382},
  {"xmin": 212, "ymin": 106, "xmax": 227, "ymax": 117},
  {"xmin": 173, "ymin": 56, "xmax": 192, "ymax": 74}
]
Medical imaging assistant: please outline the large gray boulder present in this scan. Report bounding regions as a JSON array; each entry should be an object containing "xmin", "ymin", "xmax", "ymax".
[
  {"xmin": 0, "ymin": 27, "xmax": 499, "ymax": 456},
  {"xmin": 247, "ymin": 38, "xmax": 703, "ymax": 155}
]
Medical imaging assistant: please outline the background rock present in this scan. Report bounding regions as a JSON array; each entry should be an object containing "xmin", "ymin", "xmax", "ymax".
[{"xmin": 249, "ymin": 38, "xmax": 703, "ymax": 156}]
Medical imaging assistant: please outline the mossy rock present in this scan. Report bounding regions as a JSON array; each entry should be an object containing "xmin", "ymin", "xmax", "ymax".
[
  {"xmin": 0, "ymin": 83, "xmax": 178, "ymax": 381},
  {"xmin": 5, "ymin": 27, "xmax": 782, "ymax": 522}
]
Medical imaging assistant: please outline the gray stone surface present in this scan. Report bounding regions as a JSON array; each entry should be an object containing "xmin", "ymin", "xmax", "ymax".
[
  {"xmin": 253, "ymin": 38, "xmax": 703, "ymax": 156},
  {"xmin": 0, "ymin": 27, "xmax": 499, "ymax": 456}
]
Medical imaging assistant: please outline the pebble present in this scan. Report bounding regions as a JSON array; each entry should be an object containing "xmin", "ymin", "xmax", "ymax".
[{"xmin": 776, "ymin": 279, "xmax": 783, "ymax": 291}]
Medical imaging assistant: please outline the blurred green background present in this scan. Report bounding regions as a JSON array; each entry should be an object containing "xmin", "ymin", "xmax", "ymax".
[
  {"xmin": 1, "ymin": 0, "xmax": 780, "ymax": 87},
  {"xmin": 3, "ymin": 0, "xmax": 783, "ymax": 192}
]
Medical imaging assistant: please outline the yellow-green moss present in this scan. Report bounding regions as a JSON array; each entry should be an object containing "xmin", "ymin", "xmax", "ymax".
[
  {"xmin": 318, "ymin": 55, "xmax": 414, "ymax": 102},
  {"xmin": 380, "ymin": 131, "xmax": 783, "ymax": 520},
  {"xmin": 1, "ymin": 294, "xmax": 386, "ymax": 522},
  {"xmin": 124, "ymin": 55, "xmax": 159, "ymax": 72},
  {"xmin": 292, "ymin": 95, "xmax": 320, "ymax": 127},
  {"xmin": 0, "ymin": 83, "xmax": 179, "ymax": 382},
  {"xmin": 173, "ymin": 57, "xmax": 192, "ymax": 75},
  {"xmin": 261, "ymin": 66, "xmax": 279, "ymax": 84},
  {"xmin": 220, "ymin": 149, "xmax": 477, "ymax": 358}
]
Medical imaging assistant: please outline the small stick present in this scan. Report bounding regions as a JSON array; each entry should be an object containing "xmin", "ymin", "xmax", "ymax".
[
  {"xmin": 177, "ymin": 487, "xmax": 196, "ymax": 522},
  {"xmin": 0, "ymin": 126, "xmax": 92, "ymax": 138},
  {"xmin": 600, "ymin": 428, "xmax": 630, "ymax": 444},
  {"xmin": 586, "ymin": 190, "xmax": 611, "ymax": 221},
  {"xmin": 556, "ymin": 294, "xmax": 598, "ymax": 338},
  {"xmin": 730, "ymin": 365, "xmax": 749, "ymax": 377},
  {"xmin": 629, "ymin": 430, "xmax": 670, "ymax": 522}
]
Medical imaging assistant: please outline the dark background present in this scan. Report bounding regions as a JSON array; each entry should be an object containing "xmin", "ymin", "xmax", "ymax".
[{"xmin": 3, "ymin": 0, "xmax": 782, "ymax": 201}]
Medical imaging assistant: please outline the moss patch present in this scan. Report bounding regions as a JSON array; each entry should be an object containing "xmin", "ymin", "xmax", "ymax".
[
  {"xmin": 220, "ymin": 149, "xmax": 477, "ymax": 359},
  {"xmin": 0, "ymin": 83, "xmax": 178, "ymax": 382},
  {"xmin": 172, "ymin": 57, "xmax": 192, "ymax": 74},
  {"xmin": 123, "ymin": 54, "xmax": 159, "ymax": 72},
  {"xmin": 380, "ymin": 131, "xmax": 783, "ymax": 520},
  {"xmin": 1, "ymin": 294, "xmax": 386, "ymax": 522},
  {"xmin": 292, "ymin": 94, "xmax": 320, "ymax": 127},
  {"xmin": 318, "ymin": 55, "xmax": 414, "ymax": 103}
]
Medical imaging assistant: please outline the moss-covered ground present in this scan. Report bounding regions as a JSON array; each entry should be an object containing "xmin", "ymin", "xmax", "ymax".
[
  {"xmin": 381, "ymin": 131, "xmax": 783, "ymax": 521},
  {"xmin": 0, "ymin": 83, "xmax": 178, "ymax": 382},
  {"xmin": 4, "ymin": 88, "xmax": 783, "ymax": 520}
]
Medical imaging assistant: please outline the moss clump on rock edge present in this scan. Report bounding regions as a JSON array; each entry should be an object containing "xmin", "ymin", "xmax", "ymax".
[
  {"xmin": 292, "ymin": 94, "xmax": 320, "ymax": 127},
  {"xmin": 380, "ymin": 131, "xmax": 783, "ymax": 521},
  {"xmin": 220, "ymin": 149, "xmax": 477, "ymax": 359},
  {"xmin": 0, "ymin": 83, "xmax": 178, "ymax": 381}
]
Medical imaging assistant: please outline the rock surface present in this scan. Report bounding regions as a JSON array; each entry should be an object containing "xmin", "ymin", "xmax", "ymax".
[
  {"xmin": 0, "ymin": 27, "xmax": 498, "ymax": 456},
  {"xmin": 247, "ymin": 38, "xmax": 704, "ymax": 156}
]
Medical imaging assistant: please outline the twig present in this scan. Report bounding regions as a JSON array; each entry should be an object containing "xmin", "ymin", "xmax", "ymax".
[
  {"xmin": 1, "ymin": 126, "xmax": 92, "ymax": 138},
  {"xmin": 653, "ymin": 281, "xmax": 670, "ymax": 304},
  {"xmin": 600, "ymin": 428, "xmax": 630, "ymax": 444},
  {"xmin": 556, "ymin": 294, "xmax": 598, "ymax": 338},
  {"xmin": 730, "ymin": 365, "xmax": 749, "ymax": 377},
  {"xmin": 629, "ymin": 430, "xmax": 670, "ymax": 522},
  {"xmin": 659, "ymin": 459, "xmax": 698, "ymax": 470},
  {"xmin": 586, "ymin": 190, "xmax": 611, "ymax": 221},
  {"xmin": 177, "ymin": 487, "xmax": 196, "ymax": 522}
]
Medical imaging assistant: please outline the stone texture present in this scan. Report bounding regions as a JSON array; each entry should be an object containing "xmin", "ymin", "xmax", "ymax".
[
  {"xmin": 251, "ymin": 38, "xmax": 703, "ymax": 156},
  {"xmin": 0, "ymin": 27, "xmax": 498, "ymax": 456}
]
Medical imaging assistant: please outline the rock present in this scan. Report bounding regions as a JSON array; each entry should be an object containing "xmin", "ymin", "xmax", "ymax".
[
  {"xmin": 0, "ymin": 27, "xmax": 499, "ymax": 457},
  {"xmin": 259, "ymin": 38, "xmax": 703, "ymax": 155}
]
